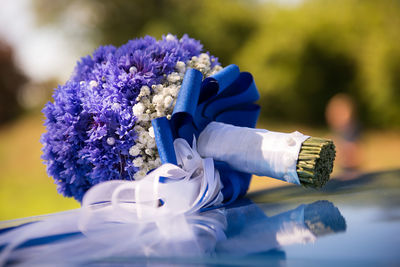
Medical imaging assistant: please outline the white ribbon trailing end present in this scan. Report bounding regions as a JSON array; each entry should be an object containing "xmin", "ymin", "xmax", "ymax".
[{"xmin": 80, "ymin": 138, "xmax": 224, "ymax": 230}]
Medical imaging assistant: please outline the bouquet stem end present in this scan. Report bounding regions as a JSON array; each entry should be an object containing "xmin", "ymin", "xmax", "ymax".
[{"xmin": 297, "ymin": 137, "xmax": 336, "ymax": 188}]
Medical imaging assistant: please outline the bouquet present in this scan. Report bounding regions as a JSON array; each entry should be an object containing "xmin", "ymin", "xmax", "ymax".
[{"xmin": 41, "ymin": 34, "xmax": 335, "ymax": 215}]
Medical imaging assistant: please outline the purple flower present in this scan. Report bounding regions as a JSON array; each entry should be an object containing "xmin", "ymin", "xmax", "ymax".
[{"xmin": 41, "ymin": 34, "xmax": 220, "ymax": 201}]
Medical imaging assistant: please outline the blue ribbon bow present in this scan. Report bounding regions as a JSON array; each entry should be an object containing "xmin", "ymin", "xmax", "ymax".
[{"xmin": 151, "ymin": 64, "xmax": 260, "ymax": 203}]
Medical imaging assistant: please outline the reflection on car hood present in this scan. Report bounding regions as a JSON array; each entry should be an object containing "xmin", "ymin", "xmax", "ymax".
[{"xmin": 0, "ymin": 169, "xmax": 399, "ymax": 266}]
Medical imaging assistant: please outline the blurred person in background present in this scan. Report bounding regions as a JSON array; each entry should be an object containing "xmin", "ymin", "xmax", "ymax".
[{"xmin": 325, "ymin": 93, "xmax": 362, "ymax": 176}]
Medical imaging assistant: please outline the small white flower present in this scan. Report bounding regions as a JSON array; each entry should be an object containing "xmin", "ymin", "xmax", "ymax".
[
  {"xmin": 154, "ymin": 84, "xmax": 163, "ymax": 93},
  {"xmin": 132, "ymin": 157, "xmax": 144, "ymax": 167},
  {"xmin": 167, "ymin": 85, "xmax": 179, "ymax": 96},
  {"xmin": 165, "ymin": 34, "xmax": 176, "ymax": 42},
  {"xmin": 140, "ymin": 85, "xmax": 150, "ymax": 96},
  {"xmin": 147, "ymin": 139, "xmax": 156, "ymax": 148},
  {"xmin": 164, "ymin": 95, "xmax": 173, "ymax": 108},
  {"xmin": 150, "ymin": 112, "xmax": 158, "ymax": 120},
  {"xmin": 144, "ymin": 148, "xmax": 153, "ymax": 156},
  {"xmin": 133, "ymin": 125, "xmax": 144, "ymax": 133},
  {"xmin": 148, "ymin": 126, "xmax": 155, "ymax": 138},
  {"xmin": 148, "ymin": 159, "xmax": 160, "ymax": 169},
  {"xmin": 138, "ymin": 132, "xmax": 149, "ymax": 144},
  {"xmin": 196, "ymin": 63, "xmax": 207, "ymax": 71},
  {"xmin": 199, "ymin": 53, "xmax": 210, "ymax": 62},
  {"xmin": 134, "ymin": 170, "xmax": 147, "ymax": 179},
  {"xmin": 132, "ymin": 103, "xmax": 145, "ymax": 116},
  {"xmin": 111, "ymin": 103, "xmax": 121, "ymax": 110},
  {"xmin": 89, "ymin": 80, "xmax": 98, "ymax": 88},
  {"xmin": 155, "ymin": 158, "xmax": 162, "ymax": 166},
  {"xmin": 129, "ymin": 145, "xmax": 141, "ymax": 156},
  {"xmin": 176, "ymin": 61, "xmax": 186, "ymax": 73},
  {"xmin": 129, "ymin": 66, "xmax": 137, "ymax": 73},
  {"xmin": 167, "ymin": 72, "xmax": 181, "ymax": 83},
  {"xmin": 141, "ymin": 97, "xmax": 150, "ymax": 106},
  {"xmin": 106, "ymin": 137, "xmax": 115, "ymax": 146},
  {"xmin": 152, "ymin": 94, "xmax": 163, "ymax": 106},
  {"xmin": 139, "ymin": 114, "xmax": 150, "ymax": 121}
]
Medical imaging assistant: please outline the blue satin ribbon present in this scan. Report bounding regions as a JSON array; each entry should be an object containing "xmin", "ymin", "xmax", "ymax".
[{"xmin": 152, "ymin": 64, "xmax": 260, "ymax": 203}]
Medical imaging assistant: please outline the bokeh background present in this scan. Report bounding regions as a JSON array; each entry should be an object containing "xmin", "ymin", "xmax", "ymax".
[{"xmin": 1, "ymin": 0, "xmax": 399, "ymax": 220}]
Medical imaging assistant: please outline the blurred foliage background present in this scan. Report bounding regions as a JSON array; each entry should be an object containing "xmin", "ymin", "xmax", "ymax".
[{"xmin": 1, "ymin": 0, "xmax": 400, "ymax": 220}]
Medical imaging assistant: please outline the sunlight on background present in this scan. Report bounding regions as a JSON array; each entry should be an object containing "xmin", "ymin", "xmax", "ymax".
[{"xmin": 0, "ymin": 0, "xmax": 399, "ymax": 220}]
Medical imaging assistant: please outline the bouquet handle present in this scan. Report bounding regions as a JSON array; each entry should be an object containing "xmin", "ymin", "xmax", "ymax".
[{"xmin": 198, "ymin": 121, "xmax": 335, "ymax": 188}]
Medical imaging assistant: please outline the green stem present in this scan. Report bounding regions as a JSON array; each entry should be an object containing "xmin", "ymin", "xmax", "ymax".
[{"xmin": 297, "ymin": 137, "xmax": 336, "ymax": 188}]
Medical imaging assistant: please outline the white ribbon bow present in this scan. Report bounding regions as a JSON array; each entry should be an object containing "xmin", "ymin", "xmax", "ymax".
[{"xmin": 80, "ymin": 138, "xmax": 224, "ymax": 228}]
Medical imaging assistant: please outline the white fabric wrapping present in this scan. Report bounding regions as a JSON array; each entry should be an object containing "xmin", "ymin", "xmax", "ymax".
[{"xmin": 197, "ymin": 122, "xmax": 310, "ymax": 184}]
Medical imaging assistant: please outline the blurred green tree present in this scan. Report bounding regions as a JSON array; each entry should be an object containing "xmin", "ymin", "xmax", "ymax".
[
  {"xmin": 33, "ymin": 0, "xmax": 400, "ymax": 128},
  {"xmin": 235, "ymin": 0, "xmax": 400, "ymax": 127},
  {"xmin": 33, "ymin": 0, "xmax": 260, "ymax": 65}
]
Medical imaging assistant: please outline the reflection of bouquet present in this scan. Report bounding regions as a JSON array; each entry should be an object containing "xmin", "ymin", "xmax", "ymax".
[
  {"xmin": 42, "ymin": 34, "xmax": 221, "ymax": 201},
  {"xmin": 42, "ymin": 34, "xmax": 335, "ymax": 205}
]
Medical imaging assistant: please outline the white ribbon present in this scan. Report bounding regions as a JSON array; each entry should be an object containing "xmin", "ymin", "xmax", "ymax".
[
  {"xmin": 198, "ymin": 122, "xmax": 310, "ymax": 184},
  {"xmin": 79, "ymin": 138, "xmax": 223, "ymax": 229}
]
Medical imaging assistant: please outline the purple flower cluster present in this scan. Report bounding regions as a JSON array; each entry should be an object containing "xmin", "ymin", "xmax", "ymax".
[{"xmin": 41, "ymin": 35, "xmax": 219, "ymax": 201}]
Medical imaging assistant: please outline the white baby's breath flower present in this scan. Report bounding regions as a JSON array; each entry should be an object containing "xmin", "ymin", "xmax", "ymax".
[
  {"xmin": 165, "ymin": 34, "xmax": 176, "ymax": 42},
  {"xmin": 155, "ymin": 84, "xmax": 163, "ymax": 93},
  {"xmin": 136, "ymin": 142, "xmax": 145, "ymax": 149},
  {"xmin": 140, "ymin": 85, "xmax": 150, "ymax": 96},
  {"xmin": 132, "ymin": 103, "xmax": 145, "ymax": 116},
  {"xmin": 141, "ymin": 97, "xmax": 151, "ymax": 106},
  {"xmin": 167, "ymin": 72, "xmax": 181, "ymax": 83},
  {"xmin": 134, "ymin": 169, "xmax": 147, "ymax": 179},
  {"xmin": 106, "ymin": 137, "xmax": 115, "ymax": 146},
  {"xmin": 176, "ymin": 61, "xmax": 186, "ymax": 73},
  {"xmin": 147, "ymin": 139, "xmax": 156, "ymax": 148},
  {"xmin": 152, "ymin": 94, "xmax": 163, "ymax": 106},
  {"xmin": 133, "ymin": 125, "xmax": 144, "ymax": 133},
  {"xmin": 129, "ymin": 66, "xmax": 137, "ymax": 73},
  {"xmin": 131, "ymin": 54, "xmax": 221, "ymax": 176},
  {"xmin": 148, "ymin": 126, "xmax": 155, "ymax": 138},
  {"xmin": 129, "ymin": 145, "xmax": 141, "ymax": 156},
  {"xmin": 167, "ymin": 85, "xmax": 179, "ymax": 96},
  {"xmin": 164, "ymin": 95, "xmax": 173, "ymax": 108},
  {"xmin": 144, "ymin": 148, "xmax": 153, "ymax": 156},
  {"xmin": 150, "ymin": 112, "xmax": 158, "ymax": 120},
  {"xmin": 199, "ymin": 53, "xmax": 210, "ymax": 61},
  {"xmin": 138, "ymin": 114, "xmax": 150, "ymax": 121},
  {"xmin": 132, "ymin": 157, "xmax": 144, "ymax": 167},
  {"xmin": 196, "ymin": 63, "xmax": 207, "ymax": 71},
  {"xmin": 111, "ymin": 102, "xmax": 121, "ymax": 110},
  {"xmin": 138, "ymin": 132, "xmax": 149, "ymax": 144},
  {"xmin": 89, "ymin": 80, "xmax": 98, "ymax": 88}
]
